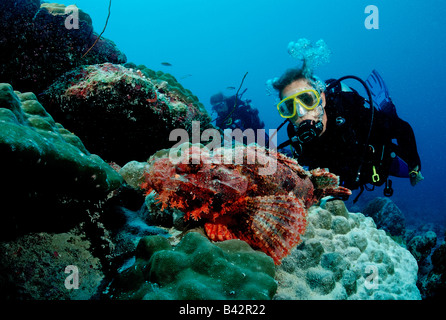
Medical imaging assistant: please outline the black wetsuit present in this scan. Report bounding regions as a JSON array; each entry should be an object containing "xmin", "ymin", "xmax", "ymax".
[
  {"xmin": 215, "ymin": 96, "xmax": 265, "ymax": 131},
  {"xmin": 287, "ymin": 83, "xmax": 421, "ymax": 190}
]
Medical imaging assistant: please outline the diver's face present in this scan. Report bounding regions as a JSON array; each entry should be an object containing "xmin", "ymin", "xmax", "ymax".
[{"xmin": 281, "ymin": 79, "xmax": 327, "ymax": 135}]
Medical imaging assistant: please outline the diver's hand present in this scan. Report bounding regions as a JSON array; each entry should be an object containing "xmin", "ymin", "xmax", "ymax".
[{"xmin": 409, "ymin": 166, "xmax": 424, "ymax": 186}]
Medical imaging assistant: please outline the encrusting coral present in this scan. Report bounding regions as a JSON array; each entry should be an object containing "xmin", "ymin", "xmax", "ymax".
[
  {"xmin": 120, "ymin": 143, "xmax": 351, "ymax": 264},
  {"xmin": 40, "ymin": 63, "xmax": 213, "ymax": 164},
  {"xmin": 0, "ymin": 230, "xmax": 104, "ymax": 300},
  {"xmin": 127, "ymin": 62, "xmax": 206, "ymax": 110},
  {"xmin": 0, "ymin": 1, "xmax": 126, "ymax": 94}
]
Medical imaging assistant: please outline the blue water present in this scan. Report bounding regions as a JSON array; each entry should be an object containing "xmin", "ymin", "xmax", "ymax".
[{"xmin": 58, "ymin": 0, "xmax": 446, "ymax": 225}]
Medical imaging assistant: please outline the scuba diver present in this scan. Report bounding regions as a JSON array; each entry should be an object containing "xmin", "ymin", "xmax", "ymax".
[
  {"xmin": 272, "ymin": 65, "xmax": 423, "ymax": 202},
  {"xmin": 210, "ymin": 91, "xmax": 265, "ymax": 132}
]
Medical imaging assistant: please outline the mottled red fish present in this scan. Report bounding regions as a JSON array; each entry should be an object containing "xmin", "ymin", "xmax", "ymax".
[{"xmin": 140, "ymin": 143, "xmax": 351, "ymax": 264}]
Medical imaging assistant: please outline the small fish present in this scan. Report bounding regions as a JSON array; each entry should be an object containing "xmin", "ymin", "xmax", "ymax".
[
  {"xmin": 180, "ymin": 74, "xmax": 192, "ymax": 79},
  {"xmin": 161, "ymin": 62, "xmax": 172, "ymax": 66},
  {"xmin": 226, "ymin": 86, "xmax": 236, "ymax": 90}
]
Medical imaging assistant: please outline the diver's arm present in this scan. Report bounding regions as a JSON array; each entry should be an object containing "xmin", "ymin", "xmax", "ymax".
[
  {"xmin": 391, "ymin": 117, "xmax": 422, "ymax": 171},
  {"xmin": 357, "ymin": 100, "xmax": 421, "ymax": 171}
]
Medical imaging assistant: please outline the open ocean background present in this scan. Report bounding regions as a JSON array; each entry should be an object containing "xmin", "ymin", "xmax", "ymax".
[{"xmin": 55, "ymin": 0, "xmax": 446, "ymax": 226}]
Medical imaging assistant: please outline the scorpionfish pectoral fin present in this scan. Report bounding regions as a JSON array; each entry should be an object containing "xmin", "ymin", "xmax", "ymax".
[
  {"xmin": 204, "ymin": 194, "xmax": 309, "ymax": 265},
  {"xmin": 241, "ymin": 195, "xmax": 308, "ymax": 264}
]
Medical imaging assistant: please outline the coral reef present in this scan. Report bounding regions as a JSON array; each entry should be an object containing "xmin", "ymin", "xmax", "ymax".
[
  {"xmin": 0, "ymin": 229, "xmax": 103, "ymax": 300},
  {"xmin": 361, "ymin": 198, "xmax": 446, "ymax": 300},
  {"xmin": 407, "ymin": 231, "xmax": 437, "ymax": 262},
  {"xmin": 0, "ymin": 83, "xmax": 123, "ymax": 240},
  {"xmin": 362, "ymin": 197, "xmax": 406, "ymax": 238},
  {"xmin": 100, "ymin": 187, "xmax": 195, "ymax": 270},
  {"xmin": 105, "ymin": 232, "xmax": 277, "ymax": 300},
  {"xmin": 142, "ymin": 190, "xmax": 188, "ymax": 230},
  {"xmin": 0, "ymin": 1, "xmax": 432, "ymax": 302},
  {"xmin": 120, "ymin": 143, "xmax": 351, "ymax": 264},
  {"xmin": 425, "ymin": 240, "xmax": 446, "ymax": 298},
  {"xmin": 108, "ymin": 203, "xmax": 172, "ymax": 259},
  {"xmin": 125, "ymin": 62, "xmax": 206, "ymax": 111},
  {"xmin": 274, "ymin": 200, "xmax": 421, "ymax": 300},
  {"xmin": 0, "ymin": 1, "xmax": 126, "ymax": 94},
  {"xmin": 40, "ymin": 63, "xmax": 213, "ymax": 164},
  {"xmin": 405, "ymin": 224, "xmax": 446, "ymax": 299}
]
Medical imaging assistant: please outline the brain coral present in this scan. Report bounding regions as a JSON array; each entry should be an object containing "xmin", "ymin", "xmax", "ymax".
[
  {"xmin": 105, "ymin": 232, "xmax": 277, "ymax": 300},
  {"xmin": 274, "ymin": 200, "xmax": 421, "ymax": 300}
]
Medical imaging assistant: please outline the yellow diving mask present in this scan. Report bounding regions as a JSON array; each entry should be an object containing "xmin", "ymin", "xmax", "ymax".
[{"xmin": 277, "ymin": 89, "xmax": 321, "ymax": 118}]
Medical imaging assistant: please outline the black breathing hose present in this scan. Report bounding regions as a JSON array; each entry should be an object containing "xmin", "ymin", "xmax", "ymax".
[{"xmin": 327, "ymin": 75, "xmax": 374, "ymax": 183}]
